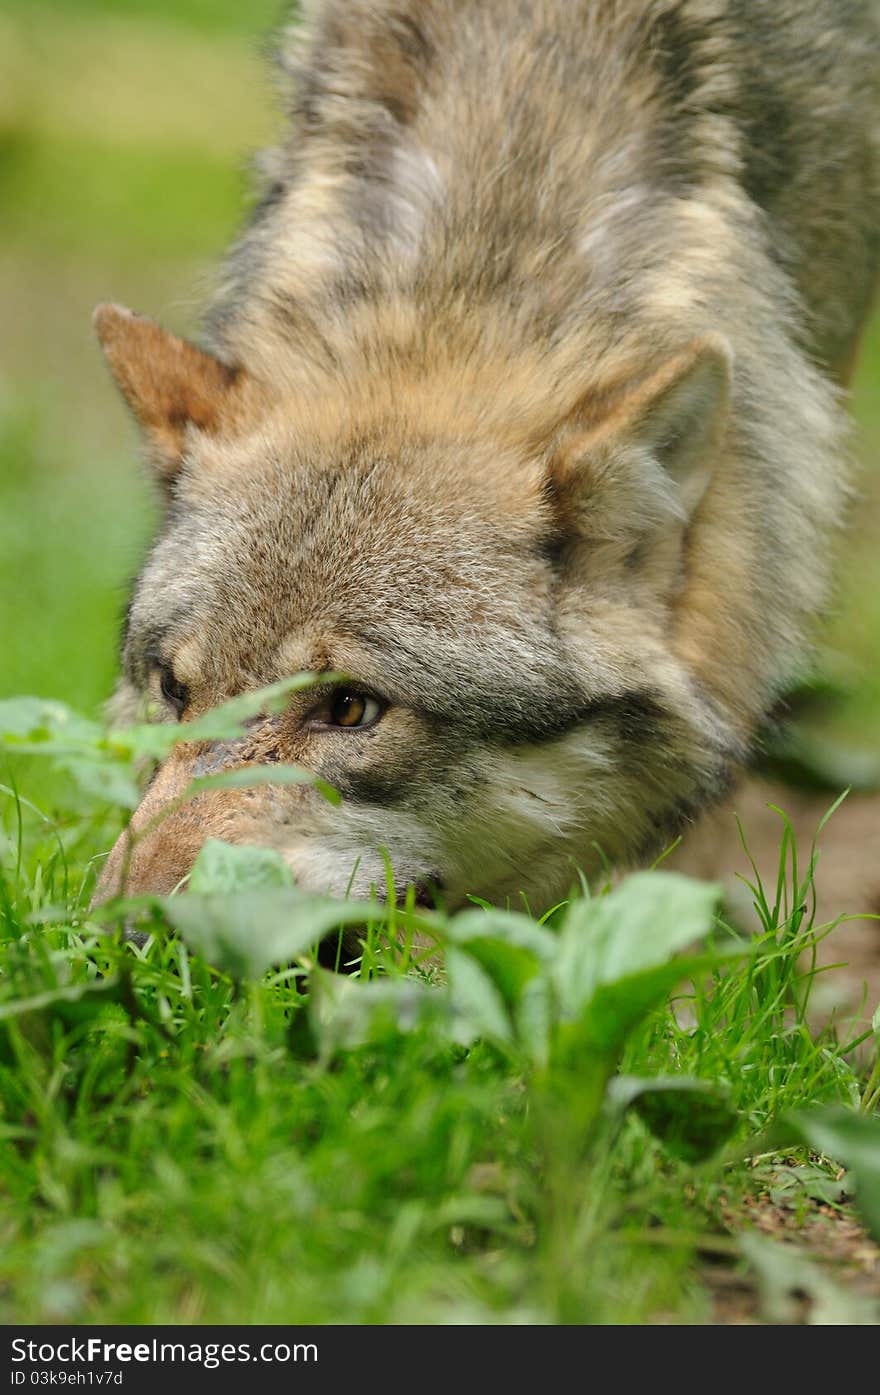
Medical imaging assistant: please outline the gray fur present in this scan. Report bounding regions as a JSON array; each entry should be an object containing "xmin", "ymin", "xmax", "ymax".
[{"xmin": 95, "ymin": 1, "xmax": 879, "ymax": 910}]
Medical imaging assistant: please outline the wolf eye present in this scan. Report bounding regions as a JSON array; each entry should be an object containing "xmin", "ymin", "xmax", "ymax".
[
  {"xmin": 159, "ymin": 666, "xmax": 189, "ymax": 716},
  {"xmin": 326, "ymin": 688, "xmax": 382, "ymax": 730}
]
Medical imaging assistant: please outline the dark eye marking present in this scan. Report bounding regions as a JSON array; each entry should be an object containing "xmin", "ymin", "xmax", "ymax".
[{"xmin": 159, "ymin": 665, "xmax": 189, "ymax": 718}]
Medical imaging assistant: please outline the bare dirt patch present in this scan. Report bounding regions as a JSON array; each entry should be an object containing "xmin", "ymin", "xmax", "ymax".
[{"xmin": 704, "ymin": 1171, "xmax": 880, "ymax": 1324}]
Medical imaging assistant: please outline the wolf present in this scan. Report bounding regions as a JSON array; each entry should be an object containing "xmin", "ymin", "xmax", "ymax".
[{"xmin": 92, "ymin": 0, "xmax": 880, "ymax": 916}]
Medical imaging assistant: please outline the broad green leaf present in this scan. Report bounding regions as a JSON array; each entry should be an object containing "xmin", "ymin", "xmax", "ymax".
[
  {"xmin": 0, "ymin": 696, "xmax": 98, "ymax": 742},
  {"xmin": 775, "ymin": 1107, "xmax": 880, "ymax": 1242},
  {"xmin": 0, "ymin": 695, "xmax": 60, "ymax": 736},
  {"xmin": 556, "ymin": 948, "xmax": 735, "ymax": 1058},
  {"xmin": 441, "ymin": 912, "xmax": 558, "ymax": 1060},
  {"xmin": 446, "ymin": 937, "xmax": 542, "ymax": 1013},
  {"xmin": 59, "ymin": 756, "xmax": 142, "ymax": 810},
  {"xmin": 514, "ymin": 974, "xmax": 553, "ymax": 1069},
  {"xmin": 122, "ymin": 672, "xmax": 337, "ymax": 759},
  {"xmin": 442, "ymin": 910, "xmax": 557, "ymax": 1048},
  {"xmin": 308, "ymin": 969, "xmax": 446, "ymax": 1061},
  {"xmin": 606, "ymin": 1074, "xmax": 738, "ymax": 1161},
  {"xmin": 446, "ymin": 908, "xmax": 558, "ymax": 964},
  {"xmin": 445, "ymin": 947, "xmax": 514, "ymax": 1046},
  {"xmin": 549, "ymin": 872, "xmax": 723, "ymax": 1054},
  {"xmin": 766, "ymin": 1163, "xmax": 850, "ymax": 1209},
  {"xmin": 187, "ymin": 839, "xmax": 294, "ymax": 896},
  {"xmin": 160, "ymin": 888, "xmax": 374, "ymax": 979},
  {"xmin": 187, "ymin": 763, "xmax": 341, "ymax": 806},
  {"xmin": 553, "ymin": 872, "xmax": 722, "ymax": 1016}
]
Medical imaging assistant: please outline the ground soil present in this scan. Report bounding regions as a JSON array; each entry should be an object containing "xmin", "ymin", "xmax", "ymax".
[{"xmin": 705, "ymin": 1192, "xmax": 880, "ymax": 1324}]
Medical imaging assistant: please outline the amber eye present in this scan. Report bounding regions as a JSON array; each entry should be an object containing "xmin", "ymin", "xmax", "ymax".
[
  {"xmin": 159, "ymin": 666, "xmax": 189, "ymax": 716},
  {"xmin": 326, "ymin": 688, "xmax": 383, "ymax": 730}
]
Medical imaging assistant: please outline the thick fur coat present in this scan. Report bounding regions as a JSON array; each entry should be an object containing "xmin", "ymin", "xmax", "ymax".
[{"xmin": 94, "ymin": 0, "xmax": 880, "ymax": 911}]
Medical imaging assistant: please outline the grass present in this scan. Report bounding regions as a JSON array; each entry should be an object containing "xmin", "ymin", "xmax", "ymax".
[{"xmin": 0, "ymin": 700, "xmax": 879, "ymax": 1326}]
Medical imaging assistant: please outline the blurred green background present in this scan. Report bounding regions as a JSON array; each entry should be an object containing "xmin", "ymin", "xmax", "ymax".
[
  {"xmin": 0, "ymin": 0, "xmax": 282, "ymax": 717},
  {"xmin": 0, "ymin": 0, "xmax": 878, "ymax": 745}
]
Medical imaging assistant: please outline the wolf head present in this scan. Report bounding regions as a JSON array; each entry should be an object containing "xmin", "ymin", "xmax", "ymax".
[{"xmin": 92, "ymin": 302, "xmax": 741, "ymax": 912}]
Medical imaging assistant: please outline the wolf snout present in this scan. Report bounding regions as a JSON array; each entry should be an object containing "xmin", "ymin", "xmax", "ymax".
[{"xmin": 88, "ymin": 745, "xmax": 236, "ymax": 905}]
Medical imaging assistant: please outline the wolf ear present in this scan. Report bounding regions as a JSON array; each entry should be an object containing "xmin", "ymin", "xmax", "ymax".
[
  {"xmin": 93, "ymin": 303, "xmax": 240, "ymax": 483},
  {"xmin": 551, "ymin": 335, "xmax": 732, "ymax": 540}
]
